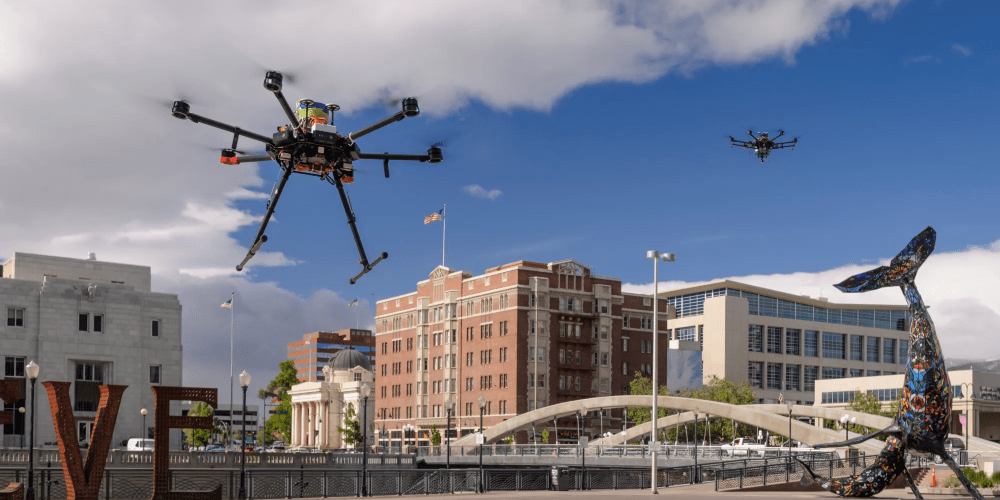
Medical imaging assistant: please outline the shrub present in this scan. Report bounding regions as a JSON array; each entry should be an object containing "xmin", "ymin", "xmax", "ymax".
[{"xmin": 991, "ymin": 471, "xmax": 1000, "ymax": 482}]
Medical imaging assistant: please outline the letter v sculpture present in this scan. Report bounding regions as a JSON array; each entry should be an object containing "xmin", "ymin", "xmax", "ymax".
[{"xmin": 798, "ymin": 227, "xmax": 983, "ymax": 499}]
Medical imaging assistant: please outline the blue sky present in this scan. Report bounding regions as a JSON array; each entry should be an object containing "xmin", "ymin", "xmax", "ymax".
[{"xmin": 3, "ymin": 0, "xmax": 999, "ymax": 402}]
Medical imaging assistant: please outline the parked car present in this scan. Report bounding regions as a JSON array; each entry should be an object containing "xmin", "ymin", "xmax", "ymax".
[
  {"xmin": 126, "ymin": 438, "xmax": 155, "ymax": 451},
  {"xmin": 204, "ymin": 445, "xmax": 225, "ymax": 452},
  {"xmin": 777, "ymin": 439, "xmax": 810, "ymax": 449},
  {"xmin": 721, "ymin": 438, "xmax": 766, "ymax": 457},
  {"xmin": 945, "ymin": 437, "xmax": 965, "ymax": 450}
]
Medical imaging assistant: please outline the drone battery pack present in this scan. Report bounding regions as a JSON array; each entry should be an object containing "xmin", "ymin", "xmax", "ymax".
[
  {"xmin": 273, "ymin": 130, "xmax": 294, "ymax": 147},
  {"xmin": 312, "ymin": 130, "xmax": 338, "ymax": 145}
]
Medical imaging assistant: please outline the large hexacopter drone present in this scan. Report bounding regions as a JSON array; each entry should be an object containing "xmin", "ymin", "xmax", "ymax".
[
  {"xmin": 170, "ymin": 71, "xmax": 442, "ymax": 284},
  {"xmin": 729, "ymin": 129, "xmax": 798, "ymax": 163}
]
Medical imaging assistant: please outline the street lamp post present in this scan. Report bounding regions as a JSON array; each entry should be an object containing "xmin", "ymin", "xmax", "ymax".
[
  {"xmin": 693, "ymin": 406, "xmax": 700, "ymax": 484},
  {"xmin": 18, "ymin": 408, "xmax": 24, "ymax": 449},
  {"xmin": 646, "ymin": 250, "xmax": 675, "ymax": 495},
  {"xmin": 444, "ymin": 397, "xmax": 454, "ymax": 470},
  {"xmin": 962, "ymin": 382, "xmax": 973, "ymax": 460},
  {"xmin": 361, "ymin": 384, "xmax": 370, "ymax": 497},
  {"xmin": 840, "ymin": 414, "xmax": 850, "ymax": 441},
  {"xmin": 25, "ymin": 360, "xmax": 39, "ymax": 500},
  {"xmin": 140, "ymin": 408, "xmax": 148, "ymax": 451},
  {"xmin": 238, "ymin": 371, "xmax": 251, "ymax": 500},
  {"xmin": 579, "ymin": 406, "xmax": 588, "ymax": 490},
  {"xmin": 478, "ymin": 396, "xmax": 486, "ymax": 493}
]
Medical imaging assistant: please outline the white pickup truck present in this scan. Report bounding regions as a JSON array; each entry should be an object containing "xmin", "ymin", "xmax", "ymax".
[{"xmin": 721, "ymin": 438, "xmax": 766, "ymax": 457}]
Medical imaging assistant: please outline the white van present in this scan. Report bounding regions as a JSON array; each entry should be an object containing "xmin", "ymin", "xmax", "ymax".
[{"xmin": 126, "ymin": 438, "xmax": 155, "ymax": 451}]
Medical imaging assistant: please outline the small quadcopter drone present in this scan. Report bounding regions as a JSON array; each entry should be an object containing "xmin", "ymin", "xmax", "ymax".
[
  {"xmin": 170, "ymin": 71, "xmax": 443, "ymax": 284},
  {"xmin": 729, "ymin": 130, "xmax": 798, "ymax": 163}
]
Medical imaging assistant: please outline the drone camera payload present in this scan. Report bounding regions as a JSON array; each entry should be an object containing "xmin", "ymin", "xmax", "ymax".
[{"xmin": 168, "ymin": 71, "xmax": 443, "ymax": 283}]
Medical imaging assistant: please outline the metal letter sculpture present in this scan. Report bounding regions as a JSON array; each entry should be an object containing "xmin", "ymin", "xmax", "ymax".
[
  {"xmin": 151, "ymin": 386, "xmax": 221, "ymax": 500},
  {"xmin": 42, "ymin": 382, "xmax": 126, "ymax": 500},
  {"xmin": 800, "ymin": 227, "xmax": 984, "ymax": 500}
]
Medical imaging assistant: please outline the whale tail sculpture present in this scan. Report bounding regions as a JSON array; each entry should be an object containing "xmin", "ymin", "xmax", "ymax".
[
  {"xmin": 834, "ymin": 226, "xmax": 935, "ymax": 293},
  {"xmin": 804, "ymin": 227, "xmax": 983, "ymax": 500}
]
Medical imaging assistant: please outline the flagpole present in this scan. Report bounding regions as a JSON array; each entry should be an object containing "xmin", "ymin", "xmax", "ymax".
[
  {"xmin": 229, "ymin": 291, "xmax": 234, "ymax": 449},
  {"xmin": 441, "ymin": 204, "xmax": 446, "ymax": 267}
]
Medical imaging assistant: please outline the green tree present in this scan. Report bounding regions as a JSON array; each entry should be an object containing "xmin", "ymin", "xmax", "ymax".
[
  {"xmin": 260, "ymin": 360, "xmax": 300, "ymax": 443},
  {"xmin": 184, "ymin": 402, "xmax": 214, "ymax": 447},
  {"xmin": 430, "ymin": 425, "xmax": 441, "ymax": 446},
  {"xmin": 338, "ymin": 402, "xmax": 362, "ymax": 448}
]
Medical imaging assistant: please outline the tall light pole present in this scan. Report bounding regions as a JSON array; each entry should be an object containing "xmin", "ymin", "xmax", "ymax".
[
  {"xmin": 238, "ymin": 370, "xmax": 251, "ymax": 500},
  {"xmin": 478, "ymin": 396, "xmax": 486, "ymax": 493},
  {"xmin": 840, "ymin": 414, "xmax": 850, "ymax": 441},
  {"xmin": 579, "ymin": 406, "xmax": 588, "ymax": 490},
  {"xmin": 646, "ymin": 250, "xmax": 675, "ymax": 494},
  {"xmin": 361, "ymin": 384, "xmax": 370, "ymax": 497},
  {"xmin": 693, "ymin": 406, "xmax": 700, "ymax": 484},
  {"xmin": 444, "ymin": 397, "xmax": 454, "ymax": 469},
  {"xmin": 25, "ymin": 360, "xmax": 39, "ymax": 500},
  {"xmin": 140, "ymin": 408, "xmax": 148, "ymax": 450},
  {"xmin": 962, "ymin": 382, "xmax": 973, "ymax": 459}
]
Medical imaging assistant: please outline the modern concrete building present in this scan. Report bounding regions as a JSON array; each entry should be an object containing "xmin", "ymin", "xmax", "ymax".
[
  {"xmin": 286, "ymin": 329, "xmax": 375, "ymax": 382},
  {"xmin": 816, "ymin": 369, "xmax": 1000, "ymax": 442},
  {"xmin": 0, "ymin": 252, "xmax": 183, "ymax": 449},
  {"xmin": 372, "ymin": 261, "xmax": 909, "ymax": 445},
  {"xmin": 663, "ymin": 281, "xmax": 911, "ymax": 405},
  {"xmin": 288, "ymin": 348, "xmax": 375, "ymax": 449}
]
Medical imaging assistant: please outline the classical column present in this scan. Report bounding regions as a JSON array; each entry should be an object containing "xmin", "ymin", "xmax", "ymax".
[
  {"xmin": 291, "ymin": 403, "xmax": 299, "ymax": 446},
  {"xmin": 320, "ymin": 402, "xmax": 328, "ymax": 448}
]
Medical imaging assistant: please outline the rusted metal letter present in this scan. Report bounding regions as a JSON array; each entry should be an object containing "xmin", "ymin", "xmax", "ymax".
[{"xmin": 150, "ymin": 387, "xmax": 220, "ymax": 500}]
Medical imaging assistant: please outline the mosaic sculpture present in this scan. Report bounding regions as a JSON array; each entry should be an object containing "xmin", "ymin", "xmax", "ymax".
[{"xmin": 800, "ymin": 227, "xmax": 984, "ymax": 500}]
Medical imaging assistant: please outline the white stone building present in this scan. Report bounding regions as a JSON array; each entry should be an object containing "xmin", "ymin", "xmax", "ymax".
[
  {"xmin": 288, "ymin": 348, "xmax": 375, "ymax": 449},
  {"xmin": 0, "ymin": 252, "xmax": 183, "ymax": 449}
]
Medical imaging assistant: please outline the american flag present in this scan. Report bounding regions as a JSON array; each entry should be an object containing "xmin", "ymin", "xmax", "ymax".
[{"xmin": 424, "ymin": 209, "xmax": 443, "ymax": 224}]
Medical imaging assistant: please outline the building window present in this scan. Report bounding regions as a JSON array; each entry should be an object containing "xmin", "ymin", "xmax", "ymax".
[
  {"xmin": 766, "ymin": 363, "xmax": 782, "ymax": 389},
  {"xmin": 151, "ymin": 320, "xmax": 160, "ymax": 337},
  {"xmin": 822, "ymin": 332, "xmax": 845, "ymax": 359},
  {"xmin": 804, "ymin": 331, "xmax": 819, "ymax": 357},
  {"xmin": 850, "ymin": 335, "xmax": 863, "ymax": 361},
  {"xmin": 785, "ymin": 329, "xmax": 800, "ymax": 356},
  {"xmin": 677, "ymin": 326, "xmax": 696, "ymax": 342},
  {"xmin": 883, "ymin": 338, "xmax": 896, "ymax": 364},
  {"xmin": 866, "ymin": 336, "xmax": 880, "ymax": 363},
  {"xmin": 354, "ymin": 372, "xmax": 362, "ymax": 382},
  {"xmin": 622, "ymin": 338, "xmax": 629, "ymax": 351},
  {"xmin": 4, "ymin": 357, "xmax": 25, "ymax": 377},
  {"xmin": 7, "ymin": 308, "xmax": 24, "ymax": 327},
  {"xmin": 822, "ymin": 367, "xmax": 846, "ymax": 380},
  {"xmin": 898, "ymin": 340, "xmax": 908, "ymax": 365},
  {"xmin": 748, "ymin": 325, "xmax": 763, "ymax": 352},
  {"xmin": 622, "ymin": 315, "xmax": 630, "ymax": 329},
  {"xmin": 92, "ymin": 314, "xmax": 102, "ymax": 333},
  {"xmin": 622, "ymin": 362, "xmax": 628, "ymax": 375},
  {"xmin": 559, "ymin": 376, "xmax": 566, "ymax": 390},
  {"xmin": 785, "ymin": 364, "xmax": 800, "ymax": 391},
  {"xmin": 601, "ymin": 353, "xmax": 608, "ymax": 366},
  {"xmin": 748, "ymin": 362, "xmax": 763, "ymax": 388},
  {"xmin": 79, "ymin": 313, "xmax": 89, "ymax": 332},
  {"xmin": 766, "ymin": 327, "xmax": 782, "ymax": 354},
  {"xmin": 866, "ymin": 370, "xmax": 880, "ymax": 377},
  {"xmin": 804, "ymin": 366, "xmax": 818, "ymax": 391},
  {"xmin": 850, "ymin": 369, "xmax": 863, "ymax": 377}
]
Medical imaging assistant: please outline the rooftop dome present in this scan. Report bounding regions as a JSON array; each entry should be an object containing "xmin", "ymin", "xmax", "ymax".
[{"xmin": 327, "ymin": 347, "xmax": 372, "ymax": 372}]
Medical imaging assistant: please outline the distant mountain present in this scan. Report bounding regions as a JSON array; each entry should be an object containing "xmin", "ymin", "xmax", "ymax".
[{"xmin": 947, "ymin": 359, "xmax": 1000, "ymax": 373}]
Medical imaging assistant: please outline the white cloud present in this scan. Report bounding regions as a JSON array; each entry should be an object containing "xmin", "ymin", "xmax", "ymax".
[
  {"xmin": 623, "ymin": 239, "xmax": 1000, "ymax": 361},
  {"xmin": 462, "ymin": 184, "xmax": 503, "ymax": 200},
  {"xmin": 952, "ymin": 43, "xmax": 972, "ymax": 57}
]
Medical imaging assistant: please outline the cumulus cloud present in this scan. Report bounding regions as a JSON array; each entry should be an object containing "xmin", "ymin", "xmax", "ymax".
[
  {"xmin": 623, "ymin": 239, "xmax": 1000, "ymax": 361},
  {"xmin": 462, "ymin": 184, "xmax": 503, "ymax": 200},
  {"xmin": 0, "ymin": 0, "xmax": 905, "ymax": 399},
  {"xmin": 952, "ymin": 43, "xmax": 972, "ymax": 56}
]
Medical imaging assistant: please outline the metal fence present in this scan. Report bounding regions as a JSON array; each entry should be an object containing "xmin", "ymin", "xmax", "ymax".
[
  {"xmin": 418, "ymin": 444, "xmax": 831, "ymax": 461},
  {"xmin": 0, "ymin": 464, "xmax": 722, "ymax": 499},
  {"xmin": 714, "ymin": 454, "xmax": 875, "ymax": 491}
]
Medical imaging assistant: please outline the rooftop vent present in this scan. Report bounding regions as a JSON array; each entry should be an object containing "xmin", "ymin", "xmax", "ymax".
[{"xmin": 86, "ymin": 253, "xmax": 96, "ymax": 261}]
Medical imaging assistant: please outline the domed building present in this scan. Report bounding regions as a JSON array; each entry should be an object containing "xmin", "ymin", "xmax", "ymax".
[{"xmin": 288, "ymin": 347, "xmax": 375, "ymax": 449}]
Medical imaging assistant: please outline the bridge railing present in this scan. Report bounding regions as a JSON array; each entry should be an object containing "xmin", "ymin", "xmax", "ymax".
[{"xmin": 417, "ymin": 444, "xmax": 833, "ymax": 461}]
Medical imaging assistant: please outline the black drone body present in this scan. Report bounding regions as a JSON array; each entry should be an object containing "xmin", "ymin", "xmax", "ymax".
[
  {"xmin": 729, "ymin": 129, "xmax": 797, "ymax": 163},
  {"xmin": 170, "ymin": 71, "xmax": 442, "ymax": 284}
]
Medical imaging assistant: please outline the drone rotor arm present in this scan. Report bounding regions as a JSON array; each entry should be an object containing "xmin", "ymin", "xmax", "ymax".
[
  {"xmin": 346, "ymin": 112, "xmax": 406, "ymax": 144},
  {"xmin": 272, "ymin": 90, "xmax": 301, "ymax": 129},
  {"xmin": 356, "ymin": 152, "xmax": 431, "ymax": 162},
  {"xmin": 234, "ymin": 154, "xmax": 274, "ymax": 164},
  {"xmin": 185, "ymin": 112, "xmax": 274, "ymax": 145}
]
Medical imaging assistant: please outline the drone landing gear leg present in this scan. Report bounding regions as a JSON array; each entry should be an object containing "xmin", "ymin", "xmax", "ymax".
[
  {"xmin": 331, "ymin": 173, "xmax": 387, "ymax": 284},
  {"xmin": 236, "ymin": 165, "xmax": 293, "ymax": 271}
]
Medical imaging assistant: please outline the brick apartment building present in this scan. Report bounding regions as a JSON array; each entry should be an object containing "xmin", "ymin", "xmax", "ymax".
[
  {"xmin": 287, "ymin": 329, "xmax": 375, "ymax": 382},
  {"xmin": 373, "ymin": 260, "xmax": 667, "ymax": 446}
]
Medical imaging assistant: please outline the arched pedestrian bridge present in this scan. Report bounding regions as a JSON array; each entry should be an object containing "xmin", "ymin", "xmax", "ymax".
[{"xmin": 451, "ymin": 396, "xmax": 1000, "ymax": 454}]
